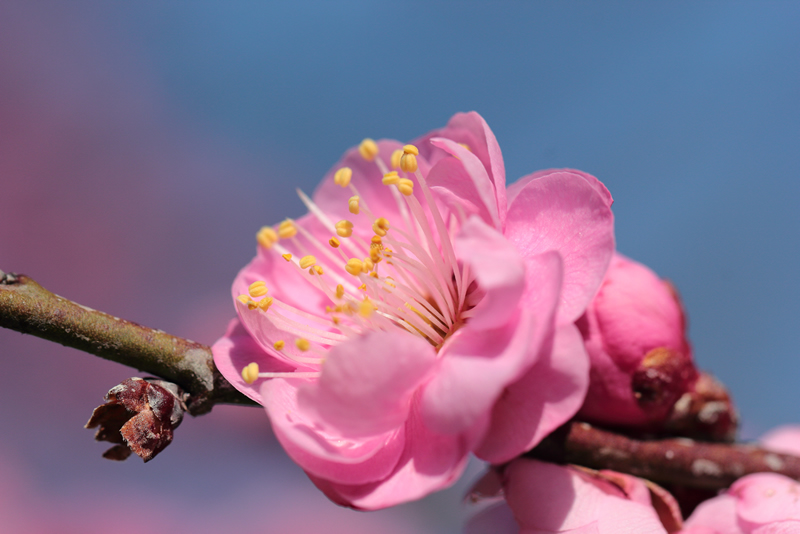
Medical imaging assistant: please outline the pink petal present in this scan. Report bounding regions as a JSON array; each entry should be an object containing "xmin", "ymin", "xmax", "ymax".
[
  {"xmin": 414, "ymin": 111, "xmax": 507, "ymax": 218},
  {"xmin": 505, "ymin": 169, "xmax": 615, "ymax": 324},
  {"xmin": 732, "ymin": 473, "xmax": 800, "ymax": 527},
  {"xmin": 427, "ymin": 156, "xmax": 495, "ymax": 226},
  {"xmin": 476, "ymin": 322, "xmax": 589, "ymax": 463},
  {"xmin": 297, "ymin": 331, "xmax": 437, "ymax": 438},
  {"xmin": 261, "ymin": 378, "xmax": 406, "ymax": 486},
  {"xmin": 760, "ymin": 425, "xmax": 800, "ymax": 457},
  {"xmin": 504, "ymin": 459, "xmax": 667, "ymax": 534},
  {"xmin": 682, "ymin": 494, "xmax": 743, "ymax": 534},
  {"xmin": 420, "ymin": 250, "xmax": 561, "ymax": 436},
  {"xmin": 428, "ymin": 138, "xmax": 501, "ymax": 228},
  {"xmin": 508, "ymin": 168, "xmax": 613, "ymax": 210},
  {"xmin": 307, "ymin": 401, "xmax": 470, "ymax": 510},
  {"xmin": 454, "ymin": 216, "xmax": 526, "ymax": 330},
  {"xmin": 211, "ymin": 318, "xmax": 295, "ymax": 404},
  {"xmin": 752, "ymin": 522, "xmax": 800, "ymax": 534}
]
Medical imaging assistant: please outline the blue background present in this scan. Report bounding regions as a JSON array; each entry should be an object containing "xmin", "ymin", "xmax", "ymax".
[{"xmin": 1, "ymin": 2, "xmax": 798, "ymax": 532}]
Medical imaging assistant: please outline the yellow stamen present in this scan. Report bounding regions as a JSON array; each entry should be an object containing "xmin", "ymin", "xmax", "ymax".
[
  {"xmin": 314, "ymin": 265, "xmax": 324, "ymax": 275},
  {"xmin": 403, "ymin": 144, "xmax": 419, "ymax": 156},
  {"xmin": 242, "ymin": 362, "xmax": 259, "ymax": 384},
  {"xmin": 329, "ymin": 237, "xmax": 341, "ymax": 248},
  {"xmin": 369, "ymin": 271, "xmax": 378, "ymax": 278},
  {"xmin": 274, "ymin": 340, "xmax": 285, "ymax": 351},
  {"xmin": 397, "ymin": 178, "xmax": 414, "ymax": 196},
  {"xmin": 249, "ymin": 281, "xmax": 268, "ymax": 298},
  {"xmin": 295, "ymin": 338, "xmax": 311, "ymax": 352},
  {"xmin": 278, "ymin": 220, "xmax": 297, "ymax": 239},
  {"xmin": 359, "ymin": 299, "xmax": 375, "ymax": 318},
  {"xmin": 348, "ymin": 195, "xmax": 360, "ymax": 215},
  {"xmin": 237, "ymin": 294, "xmax": 251, "ymax": 305},
  {"xmin": 247, "ymin": 299, "xmax": 258, "ymax": 310},
  {"xmin": 372, "ymin": 217, "xmax": 390, "ymax": 237},
  {"xmin": 299, "ymin": 255, "xmax": 316, "ymax": 269},
  {"xmin": 400, "ymin": 153, "xmax": 418, "ymax": 173},
  {"xmin": 359, "ymin": 138, "xmax": 379, "ymax": 161},
  {"xmin": 369, "ymin": 247, "xmax": 381, "ymax": 263},
  {"xmin": 363, "ymin": 258, "xmax": 374, "ymax": 272},
  {"xmin": 371, "ymin": 235, "xmax": 382, "ymax": 245},
  {"xmin": 345, "ymin": 258, "xmax": 364, "ymax": 276},
  {"xmin": 334, "ymin": 167, "xmax": 352, "ymax": 187},
  {"xmin": 335, "ymin": 219, "xmax": 354, "ymax": 238},
  {"xmin": 335, "ymin": 284, "xmax": 345, "ymax": 299},
  {"xmin": 358, "ymin": 283, "xmax": 367, "ymax": 291},
  {"xmin": 382, "ymin": 171, "xmax": 400, "ymax": 185},
  {"xmin": 258, "ymin": 297, "xmax": 274, "ymax": 311},
  {"xmin": 256, "ymin": 226, "xmax": 279, "ymax": 249},
  {"xmin": 390, "ymin": 149, "xmax": 403, "ymax": 169},
  {"xmin": 282, "ymin": 253, "xmax": 292, "ymax": 262},
  {"xmin": 332, "ymin": 316, "xmax": 340, "ymax": 325}
]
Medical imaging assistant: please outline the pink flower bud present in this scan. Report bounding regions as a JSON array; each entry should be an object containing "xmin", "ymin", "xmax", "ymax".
[{"xmin": 577, "ymin": 253, "xmax": 699, "ymax": 427}]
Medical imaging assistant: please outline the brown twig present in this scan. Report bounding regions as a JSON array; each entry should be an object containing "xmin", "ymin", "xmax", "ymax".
[
  {"xmin": 0, "ymin": 271, "xmax": 253, "ymax": 414},
  {"xmin": 529, "ymin": 421, "xmax": 800, "ymax": 490}
]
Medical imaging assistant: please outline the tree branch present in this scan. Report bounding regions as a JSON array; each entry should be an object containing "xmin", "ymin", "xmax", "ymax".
[
  {"xmin": 0, "ymin": 271, "xmax": 253, "ymax": 414},
  {"xmin": 529, "ymin": 421, "xmax": 800, "ymax": 490}
]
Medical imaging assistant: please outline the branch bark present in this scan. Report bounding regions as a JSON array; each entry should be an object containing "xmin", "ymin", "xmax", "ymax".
[
  {"xmin": 0, "ymin": 271, "xmax": 253, "ymax": 414},
  {"xmin": 529, "ymin": 421, "xmax": 800, "ymax": 490}
]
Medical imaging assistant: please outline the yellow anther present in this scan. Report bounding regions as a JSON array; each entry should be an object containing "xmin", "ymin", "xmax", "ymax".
[
  {"xmin": 335, "ymin": 219, "xmax": 354, "ymax": 238},
  {"xmin": 335, "ymin": 284, "xmax": 345, "ymax": 299},
  {"xmin": 274, "ymin": 340, "xmax": 285, "ymax": 351},
  {"xmin": 237, "ymin": 294, "xmax": 251, "ymax": 306},
  {"xmin": 348, "ymin": 195, "xmax": 360, "ymax": 215},
  {"xmin": 369, "ymin": 271, "xmax": 379, "ymax": 278},
  {"xmin": 249, "ymin": 281, "xmax": 268, "ymax": 298},
  {"xmin": 400, "ymin": 153, "xmax": 418, "ymax": 173},
  {"xmin": 369, "ymin": 247, "xmax": 381, "ymax": 263},
  {"xmin": 258, "ymin": 296, "xmax": 274, "ymax": 311},
  {"xmin": 334, "ymin": 167, "xmax": 353, "ymax": 187},
  {"xmin": 403, "ymin": 144, "xmax": 419, "ymax": 156},
  {"xmin": 363, "ymin": 258, "xmax": 374, "ymax": 272},
  {"xmin": 278, "ymin": 220, "xmax": 297, "ymax": 239},
  {"xmin": 332, "ymin": 316, "xmax": 340, "ymax": 325},
  {"xmin": 359, "ymin": 138, "xmax": 379, "ymax": 161},
  {"xmin": 299, "ymin": 255, "xmax": 317, "ymax": 269},
  {"xmin": 390, "ymin": 149, "xmax": 403, "ymax": 169},
  {"xmin": 372, "ymin": 217, "xmax": 390, "ymax": 237},
  {"xmin": 358, "ymin": 283, "xmax": 367, "ymax": 291},
  {"xmin": 314, "ymin": 265, "xmax": 324, "ymax": 275},
  {"xmin": 295, "ymin": 338, "xmax": 311, "ymax": 352},
  {"xmin": 247, "ymin": 299, "xmax": 258, "ymax": 310},
  {"xmin": 329, "ymin": 237, "xmax": 341, "ymax": 248},
  {"xmin": 242, "ymin": 362, "xmax": 259, "ymax": 384},
  {"xmin": 359, "ymin": 299, "xmax": 375, "ymax": 318},
  {"xmin": 382, "ymin": 171, "xmax": 400, "ymax": 185},
  {"xmin": 256, "ymin": 226, "xmax": 279, "ymax": 249},
  {"xmin": 371, "ymin": 235, "xmax": 382, "ymax": 245},
  {"xmin": 345, "ymin": 258, "xmax": 364, "ymax": 276},
  {"xmin": 397, "ymin": 178, "xmax": 414, "ymax": 196}
]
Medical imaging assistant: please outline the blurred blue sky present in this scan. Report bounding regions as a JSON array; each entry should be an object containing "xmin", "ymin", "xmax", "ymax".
[{"xmin": 1, "ymin": 2, "xmax": 799, "ymax": 532}]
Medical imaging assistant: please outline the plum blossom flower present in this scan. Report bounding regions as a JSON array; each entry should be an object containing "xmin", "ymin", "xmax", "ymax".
[
  {"xmin": 212, "ymin": 112, "xmax": 615, "ymax": 508},
  {"xmin": 466, "ymin": 458, "xmax": 680, "ymax": 534},
  {"xmin": 577, "ymin": 253, "xmax": 699, "ymax": 428}
]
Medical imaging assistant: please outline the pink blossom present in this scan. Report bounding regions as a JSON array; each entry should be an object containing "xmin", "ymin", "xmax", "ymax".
[
  {"xmin": 466, "ymin": 459, "xmax": 676, "ymax": 534},
  {"xmin": 212, "ymin": 112, "xmax": 615, "ymax": 508},
  {"xmin": 681, "ymin": 473, "xmax": 800, "ymax": 534},
  {"xmin": 577, "ymin": 253, "xmax": 698, "ymax": 427}
]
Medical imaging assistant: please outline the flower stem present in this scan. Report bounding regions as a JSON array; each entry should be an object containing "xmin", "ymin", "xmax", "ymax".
[{"xmin": 0, "ymin": 271, "xmax": 254, "ymax": 414}]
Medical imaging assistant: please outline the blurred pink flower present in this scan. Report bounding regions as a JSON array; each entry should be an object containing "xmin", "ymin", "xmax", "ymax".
[
  {"xmin": 577, "ymin": 253, "xmax": 698, "ymax": 427},
  {"xmin": 213, "ymin": 112, "xmax": 615, "ymax": 508},
  {"xmin": 682, "ymin": 473, "xmax": 800, "ymax": 534},
  {"xmin": 467, "ymin": 459, "xmax": 675, "ymax": 534}
]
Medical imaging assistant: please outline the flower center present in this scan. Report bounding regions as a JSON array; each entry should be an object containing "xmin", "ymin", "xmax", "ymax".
[{"xmin": 239, "ymin": 140, "xmax": 478, "ymax": 384}]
